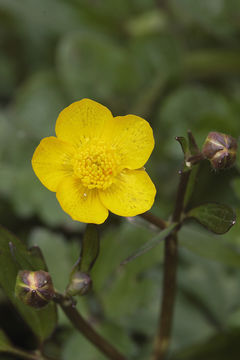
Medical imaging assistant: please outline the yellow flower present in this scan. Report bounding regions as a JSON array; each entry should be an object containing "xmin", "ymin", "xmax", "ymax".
[{"xmin": 32, "ymin": 99, "xmax": 156, "ymax": 224}]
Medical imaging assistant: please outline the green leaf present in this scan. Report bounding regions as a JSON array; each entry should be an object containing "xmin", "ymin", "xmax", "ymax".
[
  {"xmin": 121, "ymin": 223, "xmax": 176, "ymax": 265},
  {"xmin": 0, "ymin": 329, "xmax": 12, "ymax": 352},
  {"xmin": 0, "ymin": 226, "xmax": 57, "ymax": 342},
  {"xmin": 77, "ymin": 224, "xmax": 100, "ymax": 273},
  {"xmin": 186, "ymin": 203, "xmax": 236, "ymax": 234}
]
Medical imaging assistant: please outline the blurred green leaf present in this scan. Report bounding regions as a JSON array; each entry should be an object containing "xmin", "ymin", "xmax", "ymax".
[
  {"xmin": 184, "ymin": 50, "xmax": 240, "ymax": 79},
  {"xmin": 179, "ymin": 225, "xmax": 240, "ymax": 267},
  {"xmin": 172, "ymin": 292, "xmax": 216, "ymax": 352},
  {"xmin": 158, "ymin": 86, "xmax": 240, "ymax": 159},
  {"xmin": 57, "ymin": 31, "xmax": 136, "ymax": 108},
  {"xmin": 28, "ymin": 228, "xmax": 79, "ymax": 293},
  {"xmin": 126, "ymin": 9, "xmax": 168, "ymax": 36},
  {"xmin": 1, "ymin": 0, "xmax": 240, "ymax": 356},
  {"xmin": 0, "ymin": 0, "xmax": 80, "ymax": 36},
  {"xmin": 182, "ymin": 250, "xmax": 234, "ymax": 317},
  {"xmin": 63, "ymin": 322, "xmax": 136, "ymax": 360},
  {"xmin": 0, "ymin": 329, "xmax": 12, "ymax": 352},
  {"xmin": 0, "ymin": 226, "xmax": 57, "ymax": 342},
  {"xmin": 0, "ymin": 54, "xmax": 17, "ymax": 98},
  {"xmin": 91, "ymin": 223, "xmax": 164, "ymax": 336},
  {"xmin": 169, "ymin": 0, "xmax": 239, "ymax": 38},
  {"xmin": 29, "ymin": 227, "xmax": 91, "ymax": 326},
  {"xmin": 92, "ymin": 223, "xmax": 164, "ymax": 293},
  {"xmin": 121, "ymin": 223, "xmax": 176, "ymax": 265},
  {"xmin": 0, "ymin": 113, "xmax": 12, "ymax": 160},
  {"xmin": 186, "ymin": 203, "xmax": 236, "ymax": 234},
  {"xmin": 12, "ymin": 71, "xmax": 66, "ymax": 139},
  {"xmin": 173, "ymin": 328, "xmax": 240, "ymax": 360},
  {"xmin": 63, "ymin": 330, "xmax": 105, "ymax": 360},
  {"xmin": 129, "ymin": 34, "xmax": 182, "ymax": 115},
  {"xmin": 232, "ymin": 178, "xmax": 240, "ymax": 200}
]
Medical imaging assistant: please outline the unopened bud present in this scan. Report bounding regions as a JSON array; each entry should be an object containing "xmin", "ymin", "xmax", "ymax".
[
  {"xmin": 66, "ymin": 272, "xmax": 92, "ymax": 297},
  {"xmin": 15, "ymin": 270, "xmax": 54, "ymax": 309},
  {"xmin": 202, "ymin": 132, "xmax": 237, "ymax": 169}
]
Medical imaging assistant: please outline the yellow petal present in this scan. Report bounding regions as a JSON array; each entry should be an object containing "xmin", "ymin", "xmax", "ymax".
[
  {"xmin": 109, "ymin": 115, "xmax": 154, "ymax": 169},
  {"xmin": 55, "ymin": 98, "xmax": 114, "ymax": 145},
  {"xmin": 56, "ymin": 177, "xmax": 109, "ymax": 224},
  {"xmin": 99, "ymin": 169, "xmax": 156, "ymax": 217},
  {"xmin": 32, "ymin": 137, "xmax": 75, "ymax": 192}
]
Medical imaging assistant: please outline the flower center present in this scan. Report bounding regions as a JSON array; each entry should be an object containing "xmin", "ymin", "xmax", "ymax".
[{"xmin": 73, "ymin": 142, "xmax": 120, "ymax": 190}]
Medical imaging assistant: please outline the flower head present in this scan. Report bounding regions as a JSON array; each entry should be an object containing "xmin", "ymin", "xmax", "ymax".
[
  {"xmin": 202, "ymin": 131, "xmax": 237, "ymax": 170},
  {"xmin": 32, "ymin": 99, "xmax": 156, "ymax": 224},
  {"xmin": 15, "ymin": 270, "xmax": 54, "ymax": 308}
]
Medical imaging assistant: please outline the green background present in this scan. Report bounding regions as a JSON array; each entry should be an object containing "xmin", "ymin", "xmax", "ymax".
[{"xmin": 1, "ymin": 0, "xmax": 240, "ymax": 359}]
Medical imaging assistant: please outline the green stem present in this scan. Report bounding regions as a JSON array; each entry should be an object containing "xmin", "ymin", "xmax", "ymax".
[
  {"xmin": 54, "ymin": 293, "xmax": 126, "ymax": 360},
  {"xmin": 172, "ymin": 171, "xmax": 191, "ymax": 222},
  {"xmin": 152, "ymin": 169, "xmax": 191, "ymax": 360},
  {"xmin": 3, "ymin": 348, "xmax": 52, "ymax": 360}
]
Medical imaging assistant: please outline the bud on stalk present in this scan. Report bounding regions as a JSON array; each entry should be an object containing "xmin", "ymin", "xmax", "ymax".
[
  {"xmin": 15, "ymin": 270, "xmax": 54, "ymax": 309},
  {"xmin": 202, "ymin": 132, "xmax": 237, "ymax": 169},
  {"xmin": 66, "ymin": 271, "xmax": 92, "ymax": 297}
]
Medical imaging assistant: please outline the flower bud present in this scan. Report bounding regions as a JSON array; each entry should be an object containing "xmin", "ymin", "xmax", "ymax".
[
  {"xmin": 15, "ymin": 270, "xmax": 54, "ymax": 309},
  {"xmin": 202, "ymin": 132, "xmax": 237, "ymax": 169},
  {"xmin": 66, "ymin": 272, "xmax": 92, "ymax": 297}
]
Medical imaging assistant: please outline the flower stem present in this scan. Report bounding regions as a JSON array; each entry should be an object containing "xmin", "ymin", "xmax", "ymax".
[
  {"xmin": 54, "ymin": 293, "xmax": 126, "ymax": 360},
  {"xmin": 172, "ymin": 171, "xmax": 191, "ymax": 222},
  {"xmin": 152, "ymin": 170, "xmax": 191, "ymax": 360},
  {"xmin": 140, "ymin": 212, "xmax": 167, "ymax": 230}
]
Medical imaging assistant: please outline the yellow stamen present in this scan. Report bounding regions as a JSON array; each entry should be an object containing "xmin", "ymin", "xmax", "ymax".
[{"xmin": 73, "ymin": 142, "xmax": 121, "ymax": 190}]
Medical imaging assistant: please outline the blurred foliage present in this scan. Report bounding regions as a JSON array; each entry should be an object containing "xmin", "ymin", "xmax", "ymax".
[{"xmin": 1, "ymin": 0, "xmax": 240, "ymax": 359}]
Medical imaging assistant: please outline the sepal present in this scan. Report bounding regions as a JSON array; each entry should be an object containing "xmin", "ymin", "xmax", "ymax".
[{"xmin": 15, "ymin": 270, "xmax": 54, "ymax": 309}]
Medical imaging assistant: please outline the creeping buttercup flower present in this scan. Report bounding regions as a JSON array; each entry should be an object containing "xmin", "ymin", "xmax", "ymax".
[
  {"xmin": 15, "ymin": 270, "xmax": 54, "ymax": 309},
  {"xmin": 202, "ymin": 132, "xmax": 237, "ymax": 170},
  {"xmin": 32, "ymin": 99, "xmax": 156, "ymax": 224}
]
